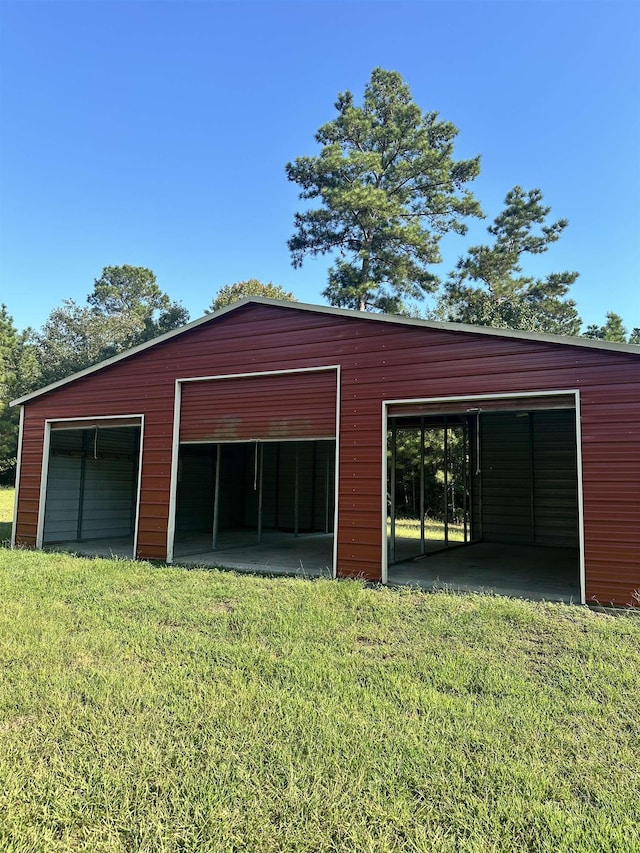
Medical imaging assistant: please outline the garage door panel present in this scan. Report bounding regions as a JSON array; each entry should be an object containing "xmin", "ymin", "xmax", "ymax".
[{"xmin": 180, "ymin": 371, "xmax": 337, "ymax": 442}]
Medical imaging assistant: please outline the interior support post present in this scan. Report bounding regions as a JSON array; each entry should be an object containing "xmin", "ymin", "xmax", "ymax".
[
  {"xmin": 257, "ymin": 442, "xmax": 264, "ymax": 544},
  {"xmin": 443, "ymin": 417, "xmax": 449, "ymax": 547},
  {"xmin": 212, "ymin": 444, "xmax": 221, "ymax": 549},
  {"xmin": 419, "ymin": 417, "xmax": 425, "ymax": 555},
  {"xmin": 528, "ymin": 412, "xmax": 536, "ymax": 544},
  {"xmin": 76, "ymin": 429, "xmax": 92, "ymax": 541},
  {"xmin": 294, "ymin": 442, "xmax": 299, "ymax": 537},
  {"xmin": 325, "ymin": 450, "xmax": 331, "ymax": 534},
  {"xmin": 389, "ymin": 420, "xmax": 397, "ymax": 564},
  {"xmin": 463, "ymin": 419, "xmax": 469, "ymax": 544}
]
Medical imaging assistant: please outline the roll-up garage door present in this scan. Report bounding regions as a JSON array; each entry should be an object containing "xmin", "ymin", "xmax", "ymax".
[
  {"xmin": 180, "ymin": 369, "xmax": 338, "ymax": 442},
  {"xmin": 387, "ymin": 393, "xmax": 575, "ymax": 419}
]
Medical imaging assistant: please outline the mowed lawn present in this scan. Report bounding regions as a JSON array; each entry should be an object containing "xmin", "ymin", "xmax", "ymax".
[{"xmin": 0, "ymin": 493, "xmax": 639, "ymax": 852}]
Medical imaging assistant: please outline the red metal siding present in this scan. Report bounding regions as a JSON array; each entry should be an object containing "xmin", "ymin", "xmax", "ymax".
[
  {"xmin": 180, "ymin": 370, "xmax": 336, "ymax": 442},
  {"xmin": 14, "ymin": 303, "xmax": 640, "ymax": 605}
]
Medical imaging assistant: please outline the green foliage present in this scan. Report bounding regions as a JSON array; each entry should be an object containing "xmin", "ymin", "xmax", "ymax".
[
  {"xmin": 206, "ymin": 279, "xmax": 297, "ymax": 313},
  {"xmin": 0, "ymin": 306, "xmax": 40, "ymax": 485},
  {"xmin": 286, "ymin": 68, "xmax": 482, "ymax": 313},
  {"xmin": 583, "ymin": 311, "xmax": 634, "ymax": 343},
  {"xmin": 34, "ymin": 265, "xmax": 189, "ymax": 386},
  {"xmin": 442, "ymin": 187, "xmax": 581, "ymax": 334},
  {"xmin": 0, "ymin": 550, "xmax": 639, "ymax": 851}
]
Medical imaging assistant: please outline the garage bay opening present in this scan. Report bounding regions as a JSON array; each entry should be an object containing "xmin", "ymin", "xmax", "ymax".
[
  {"xmin": 42, "ymin": 421, "xmax": 142, "ymax": 558},
  {"xmin": 386, "ymin": 396, "xmax": 582, "ymax": 601},
  {"xmin": 173, "ymin": 439, "xmax": 336, "ymax": 576}
]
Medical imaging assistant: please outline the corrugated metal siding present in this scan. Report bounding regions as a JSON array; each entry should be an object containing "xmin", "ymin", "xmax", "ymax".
[
  {"xmin": 480, "ymin": 411, "xmax": 578, "ymax": 548},
  {"xmin": 532, "ymin": 410, "xmax": 578, "ymax": 547},
  {"xmin": 14, "ymin": 303, "xmax": 640, "ymax": 604},
  {"xmin": 481, "ymin": 413, "xmax": 533, "ymax": 544},
  {"xmin": 180, "ymin": 371, "xmax": 337, "ymax": 442},
  {"xmin": 176, "ymin": 447, "xmax": 215, "ymax": 533}
]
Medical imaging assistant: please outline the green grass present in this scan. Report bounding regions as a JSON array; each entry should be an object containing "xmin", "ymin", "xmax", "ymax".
[
  {"xmin": 0, "ymin": 546, "xmax": 639, "ymax": 852},
  {"xmin": 390, "ymin": 516, "xmax": 465, "ymax": 542},
  {"xmin": 0, "ymin": 486, "xmax": 14, "ymax": 544}
]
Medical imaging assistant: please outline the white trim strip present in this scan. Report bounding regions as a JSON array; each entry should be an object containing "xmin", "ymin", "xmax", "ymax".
[
  {"xmin": 574, "ymin": 391, "xmax": 586, "ymax": 605},
  {"xmin": 178, "ymin": 364, "xmax": 341, "ymax": 384},
  {"xmin": 179, "ymin": 436, "xmax": 336, "ymax": 446},
  {"xmin": 381, "ymin": 399, "xmax": 389, "ymax": 585},
  {"xmin": 10, "ymin": 406, "xmax": 25, "ymax": 548},
  {"xmin": 332, "ymin": 366, "xmax": 341, "ymax": 580},
  {"xmin": 35, "ymin": 422, "xmax": 51, "ymax": 549},
  {"xmin": 386, "ymin": 389, "xmax": 577, "ymax": 406}
]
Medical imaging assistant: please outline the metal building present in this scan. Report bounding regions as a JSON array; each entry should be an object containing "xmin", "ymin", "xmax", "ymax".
[{"xmin": 10, "ymin": 299, "xmax": 640, "ymax": 606}]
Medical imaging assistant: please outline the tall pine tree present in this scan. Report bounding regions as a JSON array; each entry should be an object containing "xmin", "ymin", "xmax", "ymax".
[{"xmin": 286, "ymin": 68, "xmax": 482, "ymax": 313}]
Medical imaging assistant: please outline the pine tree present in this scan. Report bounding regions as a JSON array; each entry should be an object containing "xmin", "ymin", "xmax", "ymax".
[
  {"xmin": 286, "ymin": 68, "xmax": 482, "ymax": 313},
  {"xmin": 442, "ymin": 187, "xmax": 581, "ymax": 335}
]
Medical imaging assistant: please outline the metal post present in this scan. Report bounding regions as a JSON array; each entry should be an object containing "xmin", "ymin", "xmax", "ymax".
[
  {"xmin": 389, "ymin": 420, "xmax": 397, "ymax": 564},
  {"xmin": 76, "ymin": 430, "xmax": 89, "ymax": 541},
  {"xmin": 257, "ymin": 442, "xmax": 263, "ymax": 545},
  {"xmin": 419, "ymin": 417, "xmax": 425, "ymax": 555},
  {"xmin": 529, "ymin": 412, "xmax": 535, "ymax": 544},
  {"xmin": 212, "ymin": 444, "xmax": 221, "ymax": 549},
  {"xmin": 443, "ymin": 418, "xmax": 449, "ymax": 547},
  {"xmin": 311, "ymin": 442, "xmax": 317, "ymax": 531},
  {"xmin": 325, "ymin": 449, "xmax": 330, "ymax": 534},
  {"xmin": 294, "ymin": 442, "xmax": 299, "ymax": 537},
  {"xmin": 463, "ymin": 420, "xmax": 469, "ymax": 543}
]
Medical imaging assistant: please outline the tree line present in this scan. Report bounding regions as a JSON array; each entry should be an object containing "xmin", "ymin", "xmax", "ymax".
[{"xmin": 1, "ymin": 67, "xmax": 638, "ymax": 485}]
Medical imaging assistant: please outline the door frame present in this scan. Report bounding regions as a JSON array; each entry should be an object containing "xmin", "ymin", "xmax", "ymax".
[
  {"xmin": 35, "ymin": 414, "xmax": 145, "ymax": 556},
  {"xmin": 381, "ymin": 389, "xmax": 585, "ymax": 603},
  {"xmin": 166, "ymin": 366, "xmax": 341, "ymax": 578}
]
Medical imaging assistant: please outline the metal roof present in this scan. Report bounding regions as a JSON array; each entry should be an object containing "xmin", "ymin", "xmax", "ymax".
[{"xmin": 11, "ymin": 296, "xmax": 640, "ymax": 406}]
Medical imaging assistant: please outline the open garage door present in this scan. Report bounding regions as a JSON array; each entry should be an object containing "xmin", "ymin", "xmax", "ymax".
[
  {"xmin": 385, "ymin": 393, "xmax": 582, "ymax": 602},
  {"xmin": 40, "ymin": 418, "xmax": 142, "ymax": 559},
  {"xmin": 171, "ymin": 369, "xmax": 338, "ymax": 576}
]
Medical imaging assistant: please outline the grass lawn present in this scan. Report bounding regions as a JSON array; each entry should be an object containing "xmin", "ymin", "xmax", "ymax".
[
  {"xmin": 0, "ymin": 486, "xmax": 14, "ymax": 544},
  {"xmin": 1, "ymin": 492, "xmax": 639, "ymax": 851},
  {"xmin": 391, "ymin": 517, "xmax": 465, "ymax": 542}
]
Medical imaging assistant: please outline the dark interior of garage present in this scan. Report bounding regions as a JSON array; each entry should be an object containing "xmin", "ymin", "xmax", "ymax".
[
  {"xmin": 173, "ymin": 440, "xmax": 336, "ymax": 575},
  {"xmin": 387, "ymin": 405, "xmax": 581, "ymax": 600}
]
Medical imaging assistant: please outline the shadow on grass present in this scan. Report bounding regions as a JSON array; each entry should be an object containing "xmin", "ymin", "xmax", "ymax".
[{"xmin": 0, "ymin": 521, "xmax": 12, "ymax": 544}]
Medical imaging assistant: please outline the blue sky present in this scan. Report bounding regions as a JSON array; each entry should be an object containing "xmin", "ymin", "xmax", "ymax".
[{"xmin": 1, "ymin": 0, "xmax": 639, "ymax": 334}]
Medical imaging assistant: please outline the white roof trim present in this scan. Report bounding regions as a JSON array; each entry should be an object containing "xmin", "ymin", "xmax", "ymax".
[{"xmin": 11, "ymin": 296, "xmax": 640, "ymax": 406}]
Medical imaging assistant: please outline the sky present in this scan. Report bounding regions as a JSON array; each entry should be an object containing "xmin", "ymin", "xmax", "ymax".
[{"xmin": 1, "ymin": 0, "xmax": 639, "ymax": 335}]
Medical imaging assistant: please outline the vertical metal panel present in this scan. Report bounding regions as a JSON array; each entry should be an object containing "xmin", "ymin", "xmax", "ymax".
[
  {"xmin": 481, "ymin": 413, "xmax": 533, "ymax": 544},
  {"xmin": 532, "ymin": 410, "xmax": 578, "ymax": 547},
  {"xmin": 175, "ymin": 447, "xmax": 215, "ymax": 532}
]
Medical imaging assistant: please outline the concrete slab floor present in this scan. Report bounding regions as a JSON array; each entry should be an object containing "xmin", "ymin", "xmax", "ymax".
[
  {"xmin": 43, "ymin": 534, "xmax": 580, "ymax": 604},
  {"xmin": 389, "ymin": 540, "xmax": 581, "ymax": 603},
  {"xmin": 44, "ymin": 537, "xmax": 134, "ymax": 560},
  {"xmin": 174, "ymin": 531, "xmax": 334, "ymax": 579}
]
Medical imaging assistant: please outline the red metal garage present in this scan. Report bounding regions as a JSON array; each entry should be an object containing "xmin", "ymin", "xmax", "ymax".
[{"xmin": 10, "ymin": 298, "xmax": 640, "ymax": 606}]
